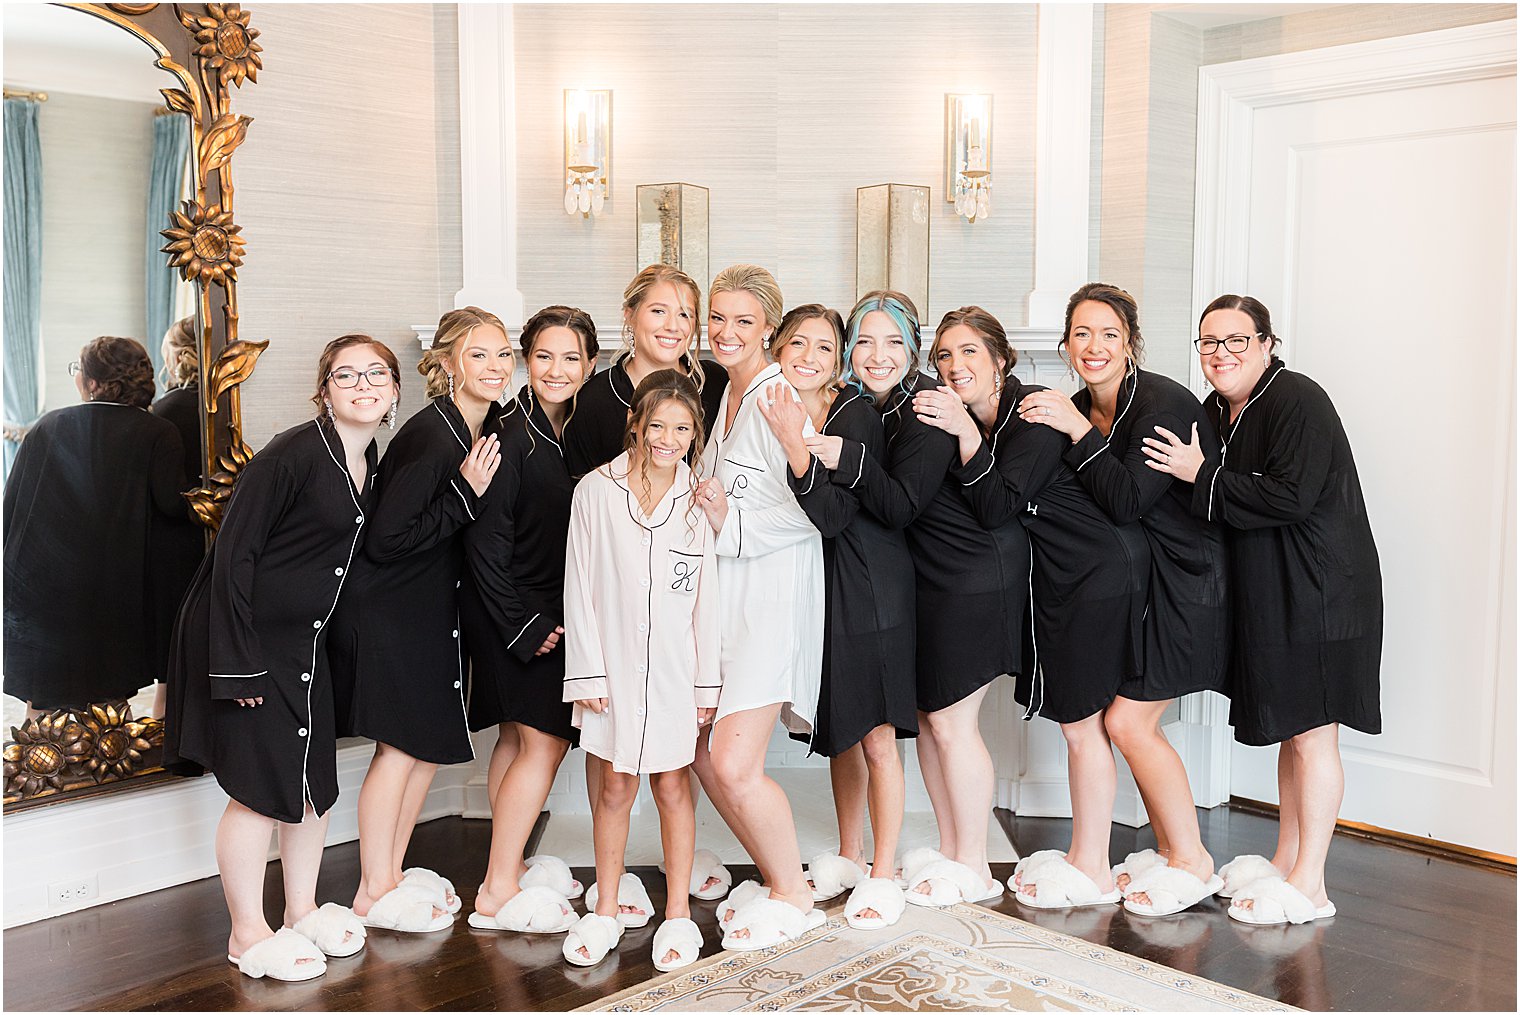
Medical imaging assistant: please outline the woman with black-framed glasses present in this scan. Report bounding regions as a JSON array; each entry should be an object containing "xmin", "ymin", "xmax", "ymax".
[{"xmin": 1145, "ymin": 294, "xmax": 1382, "ymax": 927}]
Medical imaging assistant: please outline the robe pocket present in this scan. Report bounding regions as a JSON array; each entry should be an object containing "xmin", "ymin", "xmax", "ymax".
[
  {"xmin": 666, "ymin": 550, "xmax": 702, "ymax": 595},
  {"xmin": 721, "ymin": 457, "xmax": 767, "ymax": 503}
]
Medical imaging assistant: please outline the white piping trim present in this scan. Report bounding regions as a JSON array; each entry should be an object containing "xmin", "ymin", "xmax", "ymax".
[
  {"xmin": 1076, "ymin": 366, "xmax": 1139, "ymax": 471},
  {"xmin": 1209, "ymin": 363, "xmax": 1285, "ymax": 521},
  {"xmin": 210, "ymin": 671, "xmax": 268, "ymax": 678},
  {"xmin": 313, "ymin": 420, "xmax": 365, "ymax": 815},
  {"xmin": 505, "ymin": 612, "xmax": 543, "ymax": 650},
  {"xmin": 434, "ymin": 400, "xmax": 471, "ymax": 451},
  {"xmin": 1074, "ymin": 444, "xmax": 1109, "ymax": 471},
  {"xmin": 848, "ymin": 451, "xmax": 864, "ymax": 490},
  {"xmin": 449, "ymin": 478, "xmax": 477, "ymax": 520}
]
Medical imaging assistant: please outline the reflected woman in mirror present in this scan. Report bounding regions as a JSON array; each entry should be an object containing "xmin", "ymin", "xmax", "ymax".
[
  {"xmin": 149, "ymin": 316, "xmax": 207, "ymax": 719},
  {"xmin": 694, "ymin": 264, "xmax": 827, "ymax": 949},
  {"xmin": 758, "ymin": 299, "xmax": 918, "ymax": 929},
  {"xmin": 330, "ymin": 307, "xmax": 506, "ymax": 932},
  {"xmin": 463, "ymin": 306, "xmax": 597, "ymax": 932},
  {"xmin": 1015, "ymin": 284, "xmax": 1227, "ymax": 915},
  {"xmin": 4, "ymin": 335, "xmax": 187, "ymax": 719},
  {"xmin": 164, "ymin": 334, "xmax": 399, "ymax": 980},
  {"xmin": 1145, "ymin": 295, "xmax": 1381, "ymax": 926}
]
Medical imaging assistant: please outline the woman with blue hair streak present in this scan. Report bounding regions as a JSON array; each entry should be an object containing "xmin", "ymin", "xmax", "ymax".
[
  {"xmin": 757, "ymin": 298, "xmax": 918, "ymax": 929},
  {"xmin": 804, "ymin": 292, "xmax": 1015, "ymax": 909}
]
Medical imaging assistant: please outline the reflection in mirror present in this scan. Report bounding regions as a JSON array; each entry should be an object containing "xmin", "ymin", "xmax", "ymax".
[{"xmin": 2, "ymin": 4, "xmax": 203, "ymax": 802}]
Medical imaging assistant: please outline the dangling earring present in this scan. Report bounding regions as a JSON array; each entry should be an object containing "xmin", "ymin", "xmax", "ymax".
[
  {"xmin": 1261, "ymin": 345, "xmax": 1270, "ymax": 369},
  {"xmin": 386, "ymin": 400, "xmax": 399, "ymax": 429},
  {"xmin": 446, "ymin": 372, "xmax": 455, "ymax": 399},
  {"xmin": 992, "ymin": 372, "xmax": 1004, "ymax": 407},
  {"xmin": 324, "ymin": 399, "xmax": 336, "ymax": 427}
]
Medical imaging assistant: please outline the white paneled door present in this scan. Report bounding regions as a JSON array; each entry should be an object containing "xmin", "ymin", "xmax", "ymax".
[{"xmin": 1195, "ymin": 22, "xmax": 1517, "ymax": 856}]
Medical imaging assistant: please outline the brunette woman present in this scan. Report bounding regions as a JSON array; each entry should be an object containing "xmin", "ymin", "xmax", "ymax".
[
  {"xmin": 759, "ymin": 297, "xmax": 916, "ymax": 929},
  {"xmin": 561, "ymin": 370, "xmax": 720, "ymax": 971},
  {"xmin": 694, "ymin": 264, "xmax": 826, "ymax": 949},
  {"xmin": 916, "ymin": 307, "xmax": 1148, "ymax": 911},
  {"xmin": 464, "ymin": 306, "xmax": 598, "ymax": 934},
  {"xmin": 1145, "ymin": 294, "xmax": 1381, "ymax": 926},
  {"xmin": 164, "ymin": 335, "xmax": 399, "ymax": 980},
  {"xmin": 5, "ymin": 336, "xmax": 185, "ymax": 716},
  {"xmin": 331, "ymin": 307, "xmax": 506, "ymax": 933},
  {"xmin": 1015, "ymin": 283, "xmax": 1227, "ymax": 916}
]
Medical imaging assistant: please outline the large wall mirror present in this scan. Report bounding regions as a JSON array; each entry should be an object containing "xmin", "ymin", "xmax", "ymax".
[{"xmin": 2, "ymin": 2, "xmax": 265, "ymax": 810}]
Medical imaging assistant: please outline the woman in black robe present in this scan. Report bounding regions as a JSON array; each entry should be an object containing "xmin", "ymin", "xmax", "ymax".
[
  {"xmin": 917, "ymin": 308, "xmax": 1148, "ymax": 910},
  {"xmin": 804, "ymin": 299, "xmax": 1020, "ymax": 908},
  {"xmin": 164, "ymin": 334, "xmax": 397, "ymax": 979},
  {"xmin": 759, "ymin": 300, "xmax": 917, "ymax": 925},
  {"xmin": 328, "ymin": 307, "xmax": 506, "ymax": 931},
  {"xmin": 464, "ymin": 306, "xmax": 600, "ymax": 930},
  {"xmin": 4, "ymin": 336, "xmax": 184, "ymax": 713},
  {"xmin": 149, "ymin": 317, "xmax": 207, "ymax": 714},
  {"xmin": 1146, "ymin": 294, "xmax": 1381, "ymax": 926},
  {"xmin": 1016, "ymin": 284, "xmax": 1228, "ymax": 914},
  {"xmin": 562, "ymin": 263, "xmax": 727, "ymax": 478}
]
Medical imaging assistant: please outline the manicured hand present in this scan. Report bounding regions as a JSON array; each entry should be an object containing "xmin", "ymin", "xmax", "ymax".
[
  {"xmin": 577, "ymin": 697, "xmax": 609, "ymax": 714},
  {"xmin": 697, "ymin": 707, "xmax": 716, "ymax": 726},
  {"xmin": 1142, "ymin": 423, "xmax": 1204, "ymax": 483},
  {"xmin": 235, "ymin": 697, "xmax": 263, "ymax": 707},
  {"xmin": 696, "ymin": 478, "xmax": 728, "ymax": 532},
  {"xmin": 803, "ymin": 434, "xmax": 844, "ymax": 470},
  {"xmin": 757, "ymin": 383, "xmax": 809, "ymax": 451},
  {"xmin": 913, "ymin": 385, "xmax": 976, "ymax": 439},
  {"xmin": 459, "ymin": 433, "xmax": 501, "ymax": 496},
  {"xmin": 1018, "ymin": 388, "xmax": 1092, "ymax": 442}
]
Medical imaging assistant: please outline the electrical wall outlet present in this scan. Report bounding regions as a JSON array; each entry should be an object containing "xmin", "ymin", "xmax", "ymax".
[{"xmin": 47, "ymin": 875, "xmax": 99, "ymax": 907}]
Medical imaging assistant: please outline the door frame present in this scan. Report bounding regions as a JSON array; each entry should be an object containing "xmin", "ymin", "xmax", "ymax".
[{"xmin": 1186, "ymin": 18, "xmax": 1517, "ymax": 804}]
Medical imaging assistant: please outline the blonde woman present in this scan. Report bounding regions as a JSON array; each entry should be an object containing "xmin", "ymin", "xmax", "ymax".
[
  {"xmin": 328, "ymin": 307, "xmax": 505, "ymax": 933},
  {"xmin": 694, "ymin": 264, "xmax": 826, "ymax": 950}
]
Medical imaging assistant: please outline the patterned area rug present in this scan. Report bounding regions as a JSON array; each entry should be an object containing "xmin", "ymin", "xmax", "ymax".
[{"xmin": 577, "ymin": 903, "xmax": 1299, "ymax": 1012}]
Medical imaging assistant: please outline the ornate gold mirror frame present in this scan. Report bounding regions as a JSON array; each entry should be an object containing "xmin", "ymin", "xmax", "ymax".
[{"xmin": 4, "ymin": 2, "xmax": 265, "ymax": 809}]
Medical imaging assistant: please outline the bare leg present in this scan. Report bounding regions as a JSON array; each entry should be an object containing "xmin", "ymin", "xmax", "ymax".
[
  {"xmin": 391, "ymin": 760, "xmax": 439, "ymax": 880},
  {"xmin": 217, "ymin": 800, "xmax": 304, "ymax": 966},
  {"xmin": 707, "ymin": 705, "xmax": 813, "ymax": 938},
  {"xmin": 353, "ymin": 743, "xmax": 442, "ymax": 919},
  {"xmin": 475, "ymin": 724, "xmax": 569, "ymax": 917},
  {"xmin": 592, "ymin": 763, "xmax": 638, "ymax": 919},
  {"xmin": 1105, "ymin": 698, "xmax": 1212, "ymax": 902},
  {"xmin": 651, "ymin": 770, "xmax": 695, "ymax": 921},
  {"xmin": 851, "ymin": 726, "xmax": 905, "ymax": 920},
  {"xmin": 1272, "ymin": 743, "xmax": 1302, "ymax": 873},
  {"xmin": 585, "ymin": 751, "xmax": 602, "ymax": 826},
  {"xmin": 1238, "ymin": 725, "xmax": 1341, "ymax": 913},
  {"xmin": 150, "ymin": 682, "xmax": 167, "ymax": 720},
  {"xmin": 1021, "ymin": 712, "xmax": 1115, "ymax": 900},
  {"xmin": 828, "ymin": 745, "xmax": 869, "ymax": 870},
  {"xmin": 278, "ymin": 805, "xmax": 334, "ymax": 927},
  {"xmin": 913, "ymin": 712, "xmax": 957, "ymax": 861},
  {"xmin": 917, "ymin": 684, "xmax": 995, "ymax": 889},
  {"xmin": 486, "ymin": 723, "xmax": 521, "ymax": 807}
]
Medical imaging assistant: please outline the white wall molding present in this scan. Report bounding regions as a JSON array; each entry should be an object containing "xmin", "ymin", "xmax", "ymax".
[
  {"xmin": 455, "ymin": 4, "xmax": 524, "ymax": 325},
  {"xmin": 1027, "ymin": 3, "xmax": 1095, "ymax": 328}
]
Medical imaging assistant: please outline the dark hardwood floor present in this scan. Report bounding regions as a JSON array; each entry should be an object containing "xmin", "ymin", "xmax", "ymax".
[{"xmin": 3, "ymin": 807, "xmax": 1513, "ymax": 1012}]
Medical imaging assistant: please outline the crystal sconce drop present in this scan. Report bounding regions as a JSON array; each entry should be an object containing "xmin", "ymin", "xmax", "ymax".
[
  {"xmin": 945, "ymin": 93, "xmax": 992, "ymax": 223},
  {"xmin": 564, "ymin": 89, "xmax": 611, "ymax": 219}
]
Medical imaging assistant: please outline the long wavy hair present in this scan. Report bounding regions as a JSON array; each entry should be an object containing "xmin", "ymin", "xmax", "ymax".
[
  {"xmin": 617, "ymin": 264, "xmax": 706, "ymax": 392},
  {"xmin": 840, "ymin": 289, "xmax": 922, "ymax": 402},
  {"xmin": 519, "ymin": 304, "xmax": 598, "ymax": 455},
  {"xmin": 418, "ymin": 305, "xmax": 511, "ymax": 399},
  {"xmin": 619, "ymin": 368, "xmax": 706, "ymax": 536}
]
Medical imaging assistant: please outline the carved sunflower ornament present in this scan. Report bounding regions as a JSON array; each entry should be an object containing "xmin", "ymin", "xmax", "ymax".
[
  {"xmin": 181, "ymin": 3, "xmax": 263, "ymax": 87},
  {"xmin": 161, "ymin": 198, "xmax": 246, "ymax": 288},
  {"xmin": 79, "ymin": 703, "xmax": 159, "ymax": 783},
  {"xmin": 4, "ymin": 714, "xmax": 92, "ymax": 798}
]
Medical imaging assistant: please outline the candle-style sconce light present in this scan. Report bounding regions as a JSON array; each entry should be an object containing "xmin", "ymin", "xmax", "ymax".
[
  {"xmin": 564, "ymin": 88, "xmax": 611, "ymax": 218},
  {"xmin": 945, "ymin": 93, "xmax": 992, "ymax": 223},
  {"xmin": 856, "ymin": 183, "xmax": 930, "ymax": 316},
  {"xmin": 636, "ymin": 182, "xmax": 710, "ymax": 294}
]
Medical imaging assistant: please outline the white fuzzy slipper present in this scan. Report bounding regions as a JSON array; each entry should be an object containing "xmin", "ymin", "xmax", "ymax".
[
  {"xmin": 844, "ymin": 877, "xmax": 906, "ymax": 930},
  {"xmin": 1122, "ymin": 865, "xmax": 1225, "ymax": 917},
  {"xmin": 905, "ymin": 858, "xmax": 997, "ymax": 908},
  {"xmin": 563, "ymin": 912, "xmax": 623, "ymax": 967},
  {"xmin": 1111, "ymin": 848, "xmax": 1166, "ymax": 892},
  {"xmin": 1217, "ymin": 854, "xmax": 1282, "ymax": 899},
  {"xmin": 228, "ymin": 927, "xmax": 327, "ymax": 981},
  {"xmin": 1009, "ymin": 848, "xmax": 1067, "ymax": 891},
  {"xmin": 522, "ymin": 854, "xmax": 585, "ymax": 900},
  {"xmin": 584, "ymin": 872, "xmax": 655, "ymax": 929},
  {"xmin": 717, "ymin": 880, "xmax": 770, "ymax": 927},
  {"xmin": 290, "ymin": 902, "xmax": 366, "ymax": 958},
  {"xmin": 400, "ymin": 867, "xmax": 461, "ymax": 915},
  {"xmin": 1227, "ymin": 877, "xmax": 1336, "ymax": 926},
  {"xmin": 720, "ymin": 898, "xmax": 827, "ymax": 952},
  {"xmin": 358, "ymin": 884, "xmax": 454, "ymax": 933},
  {"xmin": 806, "ymin": 852, "xmax": 866, "ymax": 901},
  {"xmin": 651, "ymin": 917, "xmax": 704, "ymax": 972},
  {"xmin": 662, "ymin": 848, "xmax": 732, "ymax": 901},
  {"xmin": 466, "ymin": 885, "xmax": 576, "ymax": 934},
  {"xmin": 1012, "ymin": 858, "xmax": 1121, "ymax": 910}
]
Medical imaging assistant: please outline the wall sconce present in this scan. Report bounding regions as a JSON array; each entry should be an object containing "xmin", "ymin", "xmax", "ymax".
[
  {"xmin": 945, "ymin": 93, "xmax": 992, "ymax": 223},
  {"xmin": 856, "ymin": 183, "xmax": 930, "ymax": 316},
  {"xmin": 564, "ymin": 88, "xmax": 611, "ymax": 218},
  {"xmin": 636, "ymin": 182, "xmax": 710, "ymax": 294}
]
